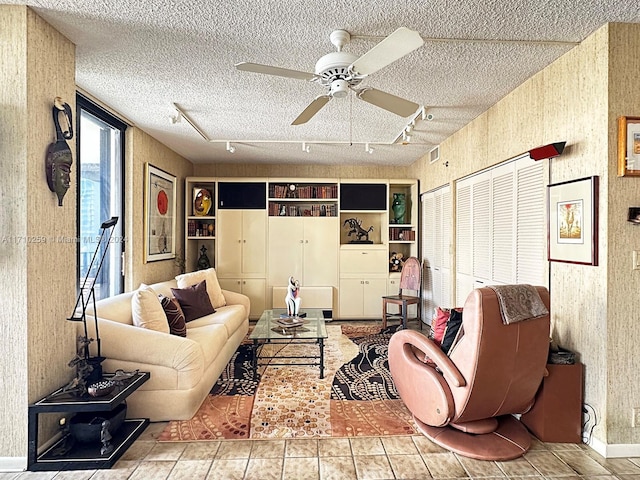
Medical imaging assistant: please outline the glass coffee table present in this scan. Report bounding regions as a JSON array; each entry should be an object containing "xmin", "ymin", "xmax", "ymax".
[{"xmin": 250, "ymin": 309, "xmax": 328, "ymax": 379}]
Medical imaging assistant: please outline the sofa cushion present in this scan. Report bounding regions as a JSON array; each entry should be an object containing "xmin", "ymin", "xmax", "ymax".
[
  {"xmin": 186, "ymin": 323, "xmax": 228, "ymax": 366},
  {"xmin": 159, "ymin": 296, "xmax": 187, "ymax": 337},
  {"xmin": 186, "ymin": 304, "xmax": 247, "ymax": 338},
  {"xmin": 131, "ymin": 284, "xmax": 169, "ymax": 334},
  {"xmin": 176, "ymin": 268, "xmax": 226, "ymax": 308},
  {"xmin": 171, "ymin": 279, "xmax": 216, "ymax": 322}
]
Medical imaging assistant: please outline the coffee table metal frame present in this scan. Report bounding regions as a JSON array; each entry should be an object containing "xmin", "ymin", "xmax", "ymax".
[{"xmin": 249, "ymin": 309, "xmax": 328, "ymax": 379}]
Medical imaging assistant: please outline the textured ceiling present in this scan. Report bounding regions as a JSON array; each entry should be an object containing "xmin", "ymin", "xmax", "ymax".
[{"xmin": 12, "ymin": 0, "xmax": 640, "ymax": 165}]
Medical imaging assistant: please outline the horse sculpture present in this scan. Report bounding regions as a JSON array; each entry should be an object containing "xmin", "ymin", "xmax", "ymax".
[{"xmin": 343, "ymin": 218, "xmax": 373, "ymax": 243}]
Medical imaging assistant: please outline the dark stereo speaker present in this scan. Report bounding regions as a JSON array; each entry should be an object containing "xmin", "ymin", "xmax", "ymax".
[{"xmin": 529, "ymin": 142, "xmax": 566, "ymax": 161}]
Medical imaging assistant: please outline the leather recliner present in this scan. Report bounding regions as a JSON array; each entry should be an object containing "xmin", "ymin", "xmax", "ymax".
[{"xmin": 388, "ymin": 286, "xmax": 550, "ymax": 461}]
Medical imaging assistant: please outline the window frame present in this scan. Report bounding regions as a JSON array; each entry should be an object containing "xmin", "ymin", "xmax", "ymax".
[{"xmin": 75, "ymin": 93, "xmax": 127, "ymax": 296}]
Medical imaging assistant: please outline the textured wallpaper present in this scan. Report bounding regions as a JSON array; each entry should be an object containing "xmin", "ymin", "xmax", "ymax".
[{"xmin": 411, "ymin": 23, "xmax": 640, "ymax": 448}]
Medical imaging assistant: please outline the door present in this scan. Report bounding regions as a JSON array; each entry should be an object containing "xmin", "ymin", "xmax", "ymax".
[
  {"xmin": 268, "ymin": 216, "xmax": 304, "ymax": 286},
  {"xmin": 363, "ymin": 278, "xmax": 387, "ymax": 318},
  {"xmin": 242, "ymin": 210, "xmax": 266, "ymax": 275},
  {"xmin": 217, "ymin": 210, "xmax": 242, "ymax": 275},
  {"xmin": 339, "ymin": 278, "xmax": 364, "ymax": 318},
  {"xmin": 302, "ymin": 217, "xmax": 338, "ymax": 286}
]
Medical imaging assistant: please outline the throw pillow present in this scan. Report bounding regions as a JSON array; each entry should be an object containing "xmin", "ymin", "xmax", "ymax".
[
  {"xmin": 159, "ymin": 295, "xmax": 187, "ymax": 337},
  {"xmin": 175, "ymin": 268, "xmax": 226, "ymax": 308},
  {"xmin": 431, "ymin": 307, "xmax": 450, "ymax": 346},
  {"xmin": 440, "ymin": 308, "xmax": 463, "ymax": 355},
  {"xmin": 171, "ymin": 279, "xmax": 216, "ymax": 322},
  {"xmin": 131, "ymin": 284, "xmax": 169, "ymax": 334}
]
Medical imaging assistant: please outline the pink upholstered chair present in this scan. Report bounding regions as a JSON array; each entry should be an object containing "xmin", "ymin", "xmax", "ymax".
[{"xmin": 388, "ymin": 285, "xmax": 550, "ymax": 461}]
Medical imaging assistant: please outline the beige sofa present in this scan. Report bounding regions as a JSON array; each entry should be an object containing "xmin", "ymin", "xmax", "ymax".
[{"xmin": 84, "ymin": 276, "xmax": 249, "ymax": 422}]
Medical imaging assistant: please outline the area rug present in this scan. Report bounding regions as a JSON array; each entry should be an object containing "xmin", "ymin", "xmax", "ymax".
[{"xmin": 158, "ymin": 324, "xmax": 416, "ymax": 441}]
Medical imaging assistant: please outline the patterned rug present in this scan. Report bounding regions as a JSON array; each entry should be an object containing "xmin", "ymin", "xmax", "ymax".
[{"xmin": 158, "ymin": 324, "xmax": 416, "ymax": 441}]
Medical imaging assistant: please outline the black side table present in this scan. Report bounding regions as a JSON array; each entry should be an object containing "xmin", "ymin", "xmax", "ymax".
[{"xmin": 28, "ymin": 371, "xmax": 150, "ymax": 471}]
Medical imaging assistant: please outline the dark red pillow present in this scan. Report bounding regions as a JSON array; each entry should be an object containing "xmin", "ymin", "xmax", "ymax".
[
  {"xmin": 171, "ymin": 279, "xmax": 215, "ymax": 322},
  {"xmin": 159, "ymin": 295, "xmax": 187, "ymax": 337},
  {"xmin": 431, "ymin": 307, "xmax": 450, "ymax": 346}
]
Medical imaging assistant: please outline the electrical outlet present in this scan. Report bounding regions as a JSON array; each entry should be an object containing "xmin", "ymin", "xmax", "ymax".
[{"xmin": 632, "ymin": 408, "xmax": 640, "ymax": 427}]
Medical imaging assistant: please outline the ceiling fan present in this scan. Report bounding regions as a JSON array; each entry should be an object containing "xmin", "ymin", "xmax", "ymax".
[{"xmin": 235, "ymin": 27, "xmax": 424, "ymax": 125}]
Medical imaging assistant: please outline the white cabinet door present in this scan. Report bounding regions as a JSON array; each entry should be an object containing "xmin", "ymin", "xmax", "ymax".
[
  {"xmin": 217, "ymin": 210, "xmax": 243, "ymax": 275},
  {"xmin": 268, "ymin": 217, "xmax": 304, "ymax": 286},
  {"xmin": 219, "ymin": 277, "xmax": 265, "ymax": 319},
  {"xmin": 339, "ymin": 278, "xmax": 365, "ymax": 318},
  {"xmin": 242, "ymin": 210, "xmax": 266, "ymax": 275},
  {"xmin": 303, "ymin": 217, "xmax": 338, "ymax": 286},
  {"xmin": 363, "ymin": 278, "xmax": 387, "ymax": 318},
  {"xmin": 339, "ymin": 277, "xmax": 386, "ymax": 318},
  {"xmin": 218, "ymin": 210, "xmax": 266, "ymax": 276},
  {"xmin": 268, "ymin": 216, "xmax": 338, "ymax": 287}
]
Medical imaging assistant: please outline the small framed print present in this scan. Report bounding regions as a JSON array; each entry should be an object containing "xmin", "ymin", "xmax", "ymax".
[
  {"xmin": 617, "ymin": 116, "xmax": 640, "ymax": 176},
  {"xmin": 547, "ymin": 176, "xmax": 599, "ymax": 266}
]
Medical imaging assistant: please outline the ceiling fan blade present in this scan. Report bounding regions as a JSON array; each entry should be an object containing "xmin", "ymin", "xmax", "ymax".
[
  {"xmin": 291, "ymin": 95, "xmax": 332, "ymax": 125},
  {"xmin": 235, "ymin": 62, "xmax": 316, "ymax": 81},
  {"xmin": 356, "ymin": 88, "xmax": 420, "ymax": 117},
  {"xmin": 350, "ymin": 27, "xmax": 424, "ymax": 76}
]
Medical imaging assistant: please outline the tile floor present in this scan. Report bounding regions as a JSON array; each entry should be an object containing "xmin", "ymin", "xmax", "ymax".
[
  {"xmin": 10, "ymin": 320, "xmax": 640, "ymax": 479},
  {"xmin": 6, "ymin": 423, "xmax": 640, "ymax": 479}
]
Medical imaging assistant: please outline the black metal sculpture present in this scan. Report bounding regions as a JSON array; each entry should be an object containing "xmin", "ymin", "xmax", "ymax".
[
  {"xmin": 65, "ymin": 217, "xmax": 119, "ymax": 396},
  {"xmin": 343, "ymin": 218, "xmax": 374, "ymax": 243}
]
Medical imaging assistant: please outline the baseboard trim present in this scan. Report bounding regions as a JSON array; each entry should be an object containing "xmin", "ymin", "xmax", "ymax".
[
  {"xmin": 0, "ymin": 457, "xmax": 26, "ymax": 472},
  {"xmin": 587, "ymin": 437, "xmax": 640, "ymax": 458}
]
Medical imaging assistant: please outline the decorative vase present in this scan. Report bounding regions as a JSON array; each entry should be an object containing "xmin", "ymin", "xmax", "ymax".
[{"xmin": 392, "ymin": 193, "xmax": 406, "ymax": 224}]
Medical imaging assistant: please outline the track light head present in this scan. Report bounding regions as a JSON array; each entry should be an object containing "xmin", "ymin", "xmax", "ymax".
[
  {"xmin": 302, "ymin": 142, "xmax": 311, "ymax": 153},
  {"xmin": 226, "ymin": 141, "xmax": 235, "ymax": 154},
  {"xmin": 365, "ymin": 143, "xmax": 374, "ymax": 154}
]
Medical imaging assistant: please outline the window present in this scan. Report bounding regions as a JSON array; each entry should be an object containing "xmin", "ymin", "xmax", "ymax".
[{"xmin": 76, "ymin": 94, "xmax": 126, "ymax": 300}]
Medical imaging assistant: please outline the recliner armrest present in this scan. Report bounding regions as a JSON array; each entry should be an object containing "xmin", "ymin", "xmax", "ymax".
[{"xmin": 392, "ymin": 329, "xmax": 466, "ymax": 388}]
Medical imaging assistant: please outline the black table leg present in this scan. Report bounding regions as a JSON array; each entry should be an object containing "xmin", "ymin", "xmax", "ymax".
[
  {"xmin": 252, "ymin": 339, "xmax": 258, "ymax": 380},
  {"xmin": 319, "ymin": 338, "xmax": 324, "ymax": 379}
]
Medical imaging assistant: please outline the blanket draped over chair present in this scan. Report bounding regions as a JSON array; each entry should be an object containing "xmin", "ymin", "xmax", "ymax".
[{"xmin": 488, "ymin": 284, "xmax": 549, "ymax": 325}]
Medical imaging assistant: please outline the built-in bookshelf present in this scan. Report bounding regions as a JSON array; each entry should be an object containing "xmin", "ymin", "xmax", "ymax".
[{"xmin": 268, "ymin": 181, "xmax": 338, "ymax": 217}]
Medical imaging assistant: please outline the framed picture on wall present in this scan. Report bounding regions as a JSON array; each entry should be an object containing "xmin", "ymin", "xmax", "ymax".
[
  {"xmin": 547, "ymin": 176, "xmax": 599, "ymax": 266},
  {"xmin": 617, "ymin": 116, "xmax": 640, "ymax": 177},
  {"xmin": 144, "ymin": 163, "xmax": 176, "ymax": 262}
]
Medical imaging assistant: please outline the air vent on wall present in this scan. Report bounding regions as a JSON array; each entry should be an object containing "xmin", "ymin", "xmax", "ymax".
[{"xmin": 429, "ymin": 146, "xmax": 440, "ymax": 164}]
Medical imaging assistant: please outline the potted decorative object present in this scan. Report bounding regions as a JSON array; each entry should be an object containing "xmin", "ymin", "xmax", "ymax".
[{"xmin": 65, "ymin": 217, "xmax": 119, "ymax": 396}]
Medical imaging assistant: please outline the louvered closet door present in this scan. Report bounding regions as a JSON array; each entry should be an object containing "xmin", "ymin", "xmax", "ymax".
[
  {"xmin": 492, "ymin": 163, "xmax": 515, "ymax": 284},
  {"xmin": 516, "ymin": 160, "xmax": 545, "ymax": 284},
  {"xmin": 421, "ymin": 193, "xmax": 436, "ymax": 320},
  {"xmin": 472, "ymin": 171, "xmax": 492, "ymax": 283},
  {"xmin": 456, "ymin": 180, "xmax": 473, "ymax": 306},
  {"xmin": 420, "ymin": 185, "xmax": 452, "ymax": 322}
]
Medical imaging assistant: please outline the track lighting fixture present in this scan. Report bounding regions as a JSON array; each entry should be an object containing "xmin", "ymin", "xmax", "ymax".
[
  {"xmin": 226, "ymin": 141, "xmax": 235, "ymax": 154},
  {"xmin": 402, "ymin": 131, "xmax": 411, "ymax": 143},
  {"xmin": 365, "ymin": 143, "xmax": 374, "ymax": 154},
  {"xmin": 302, "ymin": 142, "xmax": 311, "ymax": 153}
]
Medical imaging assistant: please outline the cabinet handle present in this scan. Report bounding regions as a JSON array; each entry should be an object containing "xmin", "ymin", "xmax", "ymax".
[
  {"xmin": 300, "ymin": 240, "xmax": 304, "ymax": 243},
  {"xmin": 362, "ymin": 252, "xmax": 368, "ymax": 255},
  {"xmin": 243, "ymin": 240, "xmax": 247, "ymax": 243},
  {"xmin": 238, "ymin": 240, "xmax": 241, "ymax": 243},
  {"xmin": 305, "ymin": 240, "xmax": 309, "ymax": 244},
  {"xmin": 242, "ymin": 280, "xmax": 246, "ymax": 285},
  {"xmin": 365, "ymin": 281, "xmax": 369, "ymax": 284},
  {"xmin": 237, "ymin": 280, "xmax": 241, "ymax": 285}
]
